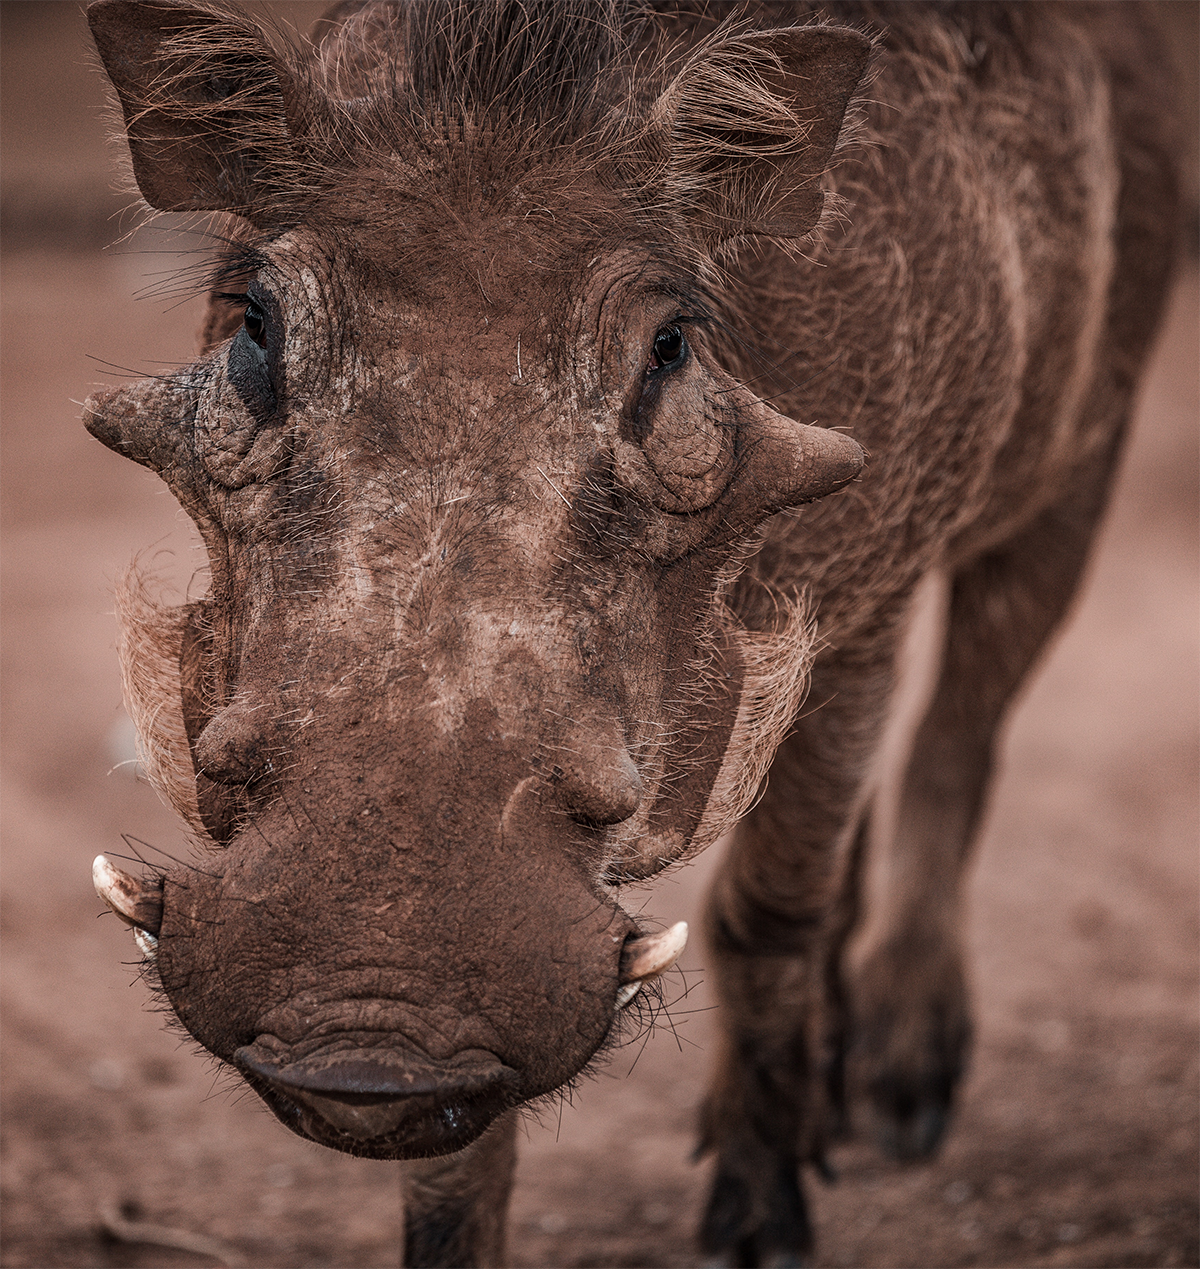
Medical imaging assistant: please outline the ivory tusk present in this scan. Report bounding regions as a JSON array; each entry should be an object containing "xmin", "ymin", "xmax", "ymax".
[
  {"xmin": 619, "ymin": 920, "xmax": 688, "ymax": 985},
  {"xmin": 615, "ymin": 981, "xmax": 642, "ymax": 1009},
  {"xmin": 93, "ymin": 854, "xmax": 164, "ymax": 936}
]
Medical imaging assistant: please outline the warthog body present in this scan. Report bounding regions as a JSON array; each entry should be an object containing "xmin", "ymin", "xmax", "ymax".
[{"xmin": 86, "ymin": 0, "xmax": 1179, "ymax": 1263}]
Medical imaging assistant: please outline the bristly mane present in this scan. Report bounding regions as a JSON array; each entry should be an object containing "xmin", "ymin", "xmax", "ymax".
[
  {"xmin": 316, "ymin": 0, "xmax": 646, "ymax": 147},
  {"xmin": 405, "ymin": 0, "xmax": 628, "ymax": 131}
]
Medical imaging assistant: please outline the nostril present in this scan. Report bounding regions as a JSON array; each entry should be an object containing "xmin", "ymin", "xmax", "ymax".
[
  {"xmin": 554, "ymin": 744, "xmax": 644, "ymax": 827},
  {"xmin": 193, "ymin": 698, "xmax": 270, "ymax": 786}
]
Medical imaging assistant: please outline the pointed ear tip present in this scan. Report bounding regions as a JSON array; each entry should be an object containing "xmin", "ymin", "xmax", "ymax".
[
  {"xmin": 85, "ymin": 0, "xmax": 115, "ymax": 38},
  {"xmin": 86, "ymin": 0, "xmax": 142, "ymax": 31},
  {"xmin": 846, "ymin": 28, "xmax": 877, "ymax": 72},
  {"xmin": 773, "ymin": 23, "xmax": 874, "ymax": 51},
  {"xmin": 775, "ymin": 24, "xmax": 875, "ymax": 81}
]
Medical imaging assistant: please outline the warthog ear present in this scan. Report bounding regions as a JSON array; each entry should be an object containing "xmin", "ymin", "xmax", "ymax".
[
  {"xmin": 87, "ymin": 0, "xmax": 303, "ymax": 222},
  {"xmin": 651, "ymin": 24, "xmax": 872, "ymax": 246}
]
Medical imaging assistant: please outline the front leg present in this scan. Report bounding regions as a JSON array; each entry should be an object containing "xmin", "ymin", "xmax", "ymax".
[
  {"xmin": 402, "ymin": 1111, "xmax": 518, "ymax": 1268},
  {"xmin": 700, "ymin": 652, "xmax": 896, "ymax": 1268},
  {"xmin": 851, "ymin": 436, "xmax": 1129, "ymax": 1161}
]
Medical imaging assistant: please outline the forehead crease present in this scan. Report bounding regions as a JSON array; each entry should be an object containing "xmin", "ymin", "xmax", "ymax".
[
  {"xmin": 326, "ymin": 421, "xmax": 569, "ymax": 560},
  {"xmin": 304, "ymin": 157, "xmax": 633, "ymax": 281}
]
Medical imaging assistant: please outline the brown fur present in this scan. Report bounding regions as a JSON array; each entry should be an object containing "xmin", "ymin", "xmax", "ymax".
[
  {"xmin": 85, "ymin": 2, "xmax": 1181, "ymax": 1265},
  {"xmin": 114, "ymin": 570, "xmax": 206, "ymax": 836}
]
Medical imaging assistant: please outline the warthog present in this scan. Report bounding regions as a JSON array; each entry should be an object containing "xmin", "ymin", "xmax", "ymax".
[{"xmin": 86, "ymin": 0, "xmax": 1179, "ymax": 1263}]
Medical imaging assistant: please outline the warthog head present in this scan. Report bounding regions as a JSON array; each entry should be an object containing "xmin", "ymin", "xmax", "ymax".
[{"xmin": 87, "ymin": 0, "xmax": 868, "ymax": 1158}]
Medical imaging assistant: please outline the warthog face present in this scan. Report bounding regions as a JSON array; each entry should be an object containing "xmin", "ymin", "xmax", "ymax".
[{"xmin": 87, "ymin": 0, "xmax": 868, "ymax": 1158}]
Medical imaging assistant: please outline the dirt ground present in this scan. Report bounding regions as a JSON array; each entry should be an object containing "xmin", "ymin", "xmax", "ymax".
[{"xmin": 1, "ymin": 5, "xmax": 1197, "ymax": 1268}]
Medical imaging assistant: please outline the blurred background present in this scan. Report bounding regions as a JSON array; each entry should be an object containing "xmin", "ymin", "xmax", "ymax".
[{"xmin": 2, "ymin": 3, "xmax": 1196, "ymax": 1266}]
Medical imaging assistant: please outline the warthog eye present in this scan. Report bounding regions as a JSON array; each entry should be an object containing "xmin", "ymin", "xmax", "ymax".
[
  {"xmin": 649, "ymin": 324, "xmax": 687, "ymax": 373},
  {"xmin": 224, "ymin": 285, "xmax": 278, "ymax": 424},
  {"xmin": 243, "ymin": 300, "xmax": 267, "ymax": 348}
]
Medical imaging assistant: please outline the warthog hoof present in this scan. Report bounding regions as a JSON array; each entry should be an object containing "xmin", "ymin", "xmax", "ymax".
[
  {"xmin": 851, "ymin": 938, "xmax": 972, "ymax": 1160},
  {"xmin": 700, "ymin": 1157, "xmax": 814, "ymax": 1269}
]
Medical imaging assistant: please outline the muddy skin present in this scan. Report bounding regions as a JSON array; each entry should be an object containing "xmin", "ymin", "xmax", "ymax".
[{"xmin": 83, "ymin": 1, "xmax": 1181, "ymax": 1265}]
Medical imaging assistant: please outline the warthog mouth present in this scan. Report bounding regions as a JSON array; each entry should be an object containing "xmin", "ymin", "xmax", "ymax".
[{"xmin": 235, "ymin": 1040, "xmax": 520, "ymax": 1159}]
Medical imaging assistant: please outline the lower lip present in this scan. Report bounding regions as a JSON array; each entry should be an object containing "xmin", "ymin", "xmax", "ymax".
[{"xmin": 264, "ymin": 1082, "xmax": 498, "ymax": 1159}]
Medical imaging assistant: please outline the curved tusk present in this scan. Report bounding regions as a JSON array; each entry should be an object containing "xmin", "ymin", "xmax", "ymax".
[
  {"xmin": 93, "ymin": 855, "xmax": 164, "ymax": 936},
  {"xmin": 615, "ymin": 981, "xmax": 642, "ymax": 1009},
  {"xmin": 619, "ymin": 920, "xmax": 688, "ymax": 985}
]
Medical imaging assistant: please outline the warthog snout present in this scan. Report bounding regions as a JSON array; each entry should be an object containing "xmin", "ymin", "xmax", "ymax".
[{"xmin": 95, "ymin": 853, "xmax": 687, "ymax": 1159}]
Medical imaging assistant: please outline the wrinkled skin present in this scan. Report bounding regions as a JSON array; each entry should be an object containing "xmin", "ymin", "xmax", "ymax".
[
  {"xmin": 85, "ymin": 1, "xmax": 1180, "ymax": 1265},
  {"xmin": 98, "ymin": 222, "xmax": 857, "ymax": 1151}
]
